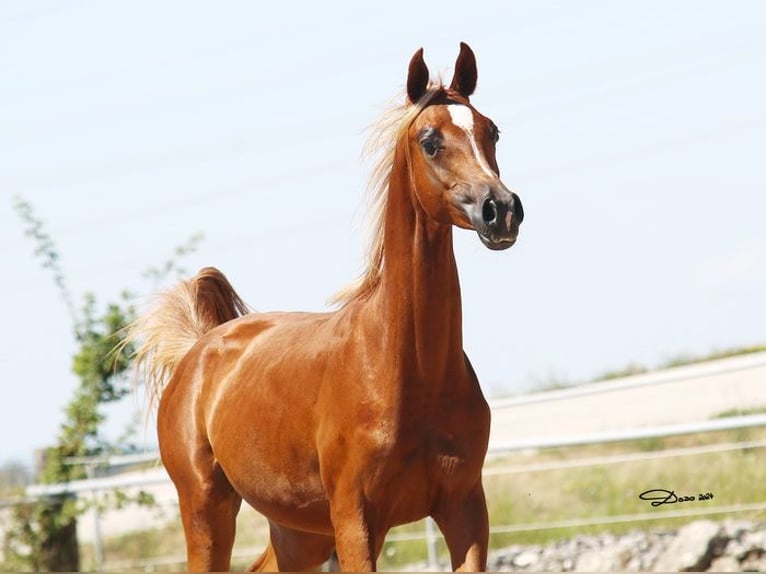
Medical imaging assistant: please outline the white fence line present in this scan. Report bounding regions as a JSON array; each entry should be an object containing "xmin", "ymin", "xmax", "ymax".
[
  {"xmin": 26, "ymin": 467, "xmax": 168, "ymax": 498},
  {"xmin": 489, "ymin": 351, "xmax": 766, "ymax": 408},
  {"xmin": 486, "ymin": 501, "xmax": 766, "ymax": 535},
  {"xmin": 484, "ymin": 437, "xmax": 766, "ymax": 475},
  {"xmin": 487, "ymin": 413, "xmax": 766, "ymax": 453},
  {"xmin": 64, "ymin": 452, "xmax": 160, "ymax": 467},
  {"xmin": 379, "ymin": 501, "xmax": 766, "ymax": 543},
  {"xmin": 23, "ymin": 413, "xmax": 766, "ymax": 498}
]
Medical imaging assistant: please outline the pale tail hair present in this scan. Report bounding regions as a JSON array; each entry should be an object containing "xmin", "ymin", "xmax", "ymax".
[
  {"xmin": 329, "ymin": 83, "xmax": 443, "ymax": 306},
  {"xmin": 125, "ymin": 267, "xmax": 250, "ymax": 410}
]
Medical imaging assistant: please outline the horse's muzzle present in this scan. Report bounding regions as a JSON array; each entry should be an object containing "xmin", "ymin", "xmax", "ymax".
[{"xmin": 471, "ymin": 192, "xmax": 523, "ymax": 250}]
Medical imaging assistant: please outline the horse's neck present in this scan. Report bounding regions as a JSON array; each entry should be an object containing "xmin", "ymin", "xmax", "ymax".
[{"xmin": 368, "ymin": 145, "xmax": 464, "ymax": 384}]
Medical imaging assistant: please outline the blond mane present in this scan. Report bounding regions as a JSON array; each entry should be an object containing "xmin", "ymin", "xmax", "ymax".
[{"xmin": 329, "ymin": 83, "xmax": 443, "ymax": 306}]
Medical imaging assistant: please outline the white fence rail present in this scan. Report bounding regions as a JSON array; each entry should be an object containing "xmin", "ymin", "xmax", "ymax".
[
  {"xmin": 22, "ymin": 413, "xmax": 766, "ymax": 499},
  {"xmin": 488, "ymin": 412, "xmax": 766, "ymax": 453}
]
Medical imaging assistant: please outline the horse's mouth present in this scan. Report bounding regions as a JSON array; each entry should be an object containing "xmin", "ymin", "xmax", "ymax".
[{"xmin": 478, "ymin": 231, "xmax": 516, "ymax": 251}]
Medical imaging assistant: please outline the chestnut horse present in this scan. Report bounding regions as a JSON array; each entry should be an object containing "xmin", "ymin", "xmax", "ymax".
[{"xmin": 129, "ymin": 43, "xmax": 523, "ymax": 572}]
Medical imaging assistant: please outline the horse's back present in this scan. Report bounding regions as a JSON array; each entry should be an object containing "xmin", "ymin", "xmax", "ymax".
[{"xmin": 160, "ymin": 307, "xmax": 337, "ymax": 442}]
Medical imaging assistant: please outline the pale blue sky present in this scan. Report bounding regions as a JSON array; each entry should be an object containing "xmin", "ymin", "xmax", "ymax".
[{"xmin": 2, "ymin": 1, "xmax": 765, "ymax": 465}]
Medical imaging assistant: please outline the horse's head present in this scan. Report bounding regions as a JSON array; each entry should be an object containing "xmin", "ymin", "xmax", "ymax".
[{"xmin": 405, "ymin": 43, "xmax": 523, "ymax": 250}]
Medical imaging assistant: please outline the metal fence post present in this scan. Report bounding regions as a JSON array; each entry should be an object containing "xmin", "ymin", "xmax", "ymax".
[
  {"xmin": 425, "ymin": 517, "xmax": 439, "ymax": 570},
  {"xmin": 85, "ymin": 464, "xmax": 104, "ymax": 571},
  {"xmin": 91, "ymin": 488, "xmax": 104, "ymax": 571}
]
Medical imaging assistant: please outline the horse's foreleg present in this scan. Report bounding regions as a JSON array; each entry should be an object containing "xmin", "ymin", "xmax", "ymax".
[
  {"xmin": 432, "ymin": 482, "xmax": 489, "ymax": 572},
  {"xmin": 174, "ymin": 463, "xmax": 242, "ymax": 572}
]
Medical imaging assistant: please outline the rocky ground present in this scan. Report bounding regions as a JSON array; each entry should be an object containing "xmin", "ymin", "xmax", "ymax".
[{"xmin": 483, "ymin": 519, "xmax": 766, "ymax": 572}]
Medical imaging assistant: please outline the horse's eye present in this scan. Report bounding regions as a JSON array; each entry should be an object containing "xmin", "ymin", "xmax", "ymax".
[
  {"xmin": 492, "ymin": 126, "xmax": 501, "ymax": 143},
  {"xmin": 421, "ymin": 138, "xmax": 440, "ymax": 157}
]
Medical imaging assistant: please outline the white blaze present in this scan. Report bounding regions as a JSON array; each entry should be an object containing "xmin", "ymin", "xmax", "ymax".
[
  {"xmin": 446, "ymin": 103, "xmax": 475, "ymax": 131},
  {"xmin": 446, "ymin": 104, "xmax": 497, "ymax": 178}
]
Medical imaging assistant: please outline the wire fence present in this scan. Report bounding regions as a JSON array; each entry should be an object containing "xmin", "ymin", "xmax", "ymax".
[{"xmin": 3, "ymin": 412, "xmax": 765, "ymax": 571}]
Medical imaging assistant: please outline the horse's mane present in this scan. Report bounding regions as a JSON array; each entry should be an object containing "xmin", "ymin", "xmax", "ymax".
[{"xmin": 329, "ymin": 83, "xmax": 443, "ymax": 306}]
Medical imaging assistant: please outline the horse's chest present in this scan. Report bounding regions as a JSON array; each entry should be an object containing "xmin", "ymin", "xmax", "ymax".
[
  {"xmin": 387, "ymin": 421, "xmax": 485, "ymax": 490},
  {"xmin": 364, "ymin": 428, "xmax": 479, "ymax": 525},
  {"xmin": 412, "ymin": 401, "xmax": 487, "ymax": 478}
]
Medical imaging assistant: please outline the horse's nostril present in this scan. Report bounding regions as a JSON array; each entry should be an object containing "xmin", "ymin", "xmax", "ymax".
[
  {"xmin": 512, "ymin": 194, "xmax": 524, "ymax": 224},
  {"xmin": 482, "ymin": 198, "xmax": 498, "ymax": 225}
]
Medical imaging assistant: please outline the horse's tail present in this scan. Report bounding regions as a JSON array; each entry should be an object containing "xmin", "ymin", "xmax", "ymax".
[{"xmin": 127, "ymin": 267, "xmax": 250, "ymax": 410}]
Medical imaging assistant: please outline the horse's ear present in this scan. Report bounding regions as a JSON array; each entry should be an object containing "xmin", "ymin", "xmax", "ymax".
[
  {"xmin": 449, "ymin": 42, "xmax": 477, "ymax": 98},
  {"xmin": 407, "ymin": 48, "xmax": 430, "ymax": 104}
]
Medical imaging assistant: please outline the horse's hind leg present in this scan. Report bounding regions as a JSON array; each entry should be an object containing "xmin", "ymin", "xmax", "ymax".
[
  {"xmin": 247, "ymin": 522, "xmax": 335, "ymax": 572},
  {"xmin": 172, "ymin": 459, "xmax": 242, "ymax": 572},
  {"xmin": 247, "ymin": 542, "xmax": 278, "ymax": 572}
]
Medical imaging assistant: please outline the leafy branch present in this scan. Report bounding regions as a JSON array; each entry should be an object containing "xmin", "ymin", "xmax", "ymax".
[
  {"xmin": 4, "ymin": 195, "xmax": 203, "ymax": 571},
  {"xmin": 11, "ymin": 195, "xmax": 76, "ymax": 322}
]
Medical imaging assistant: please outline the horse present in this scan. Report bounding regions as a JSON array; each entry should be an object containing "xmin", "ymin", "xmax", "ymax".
[{"xmin": 128, "ymin": 42, "xmax": 523, "ymax": 572}]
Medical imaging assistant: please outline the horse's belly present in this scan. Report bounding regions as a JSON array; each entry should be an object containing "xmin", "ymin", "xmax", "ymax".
[
  {"xmin": 240, "ymin": 484, "xmax": 332, "ymax": 535},
  {"xmin": 215, "ymin": 445, "xmax": 333, "ymax": 534},
  {"xmin": 204, "ymin": 326, "xmax": 334, "ymax": 531},
  {"xmin": 208, "ymin": 397, "xmax": 330, "ymax": 532}
]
